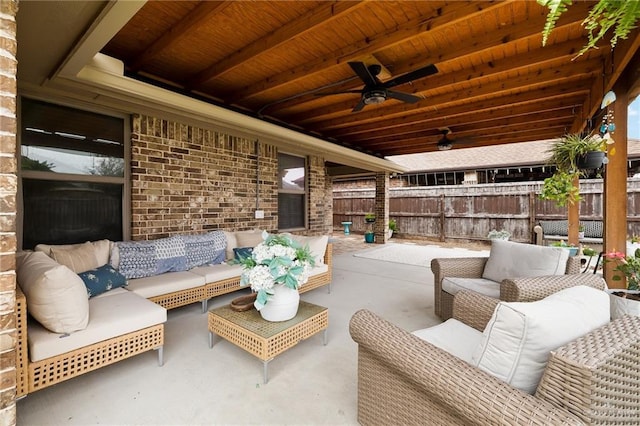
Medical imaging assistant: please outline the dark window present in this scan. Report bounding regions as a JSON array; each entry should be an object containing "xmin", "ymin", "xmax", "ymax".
[
  {"xmin": 20, "ymin": 98, "xmax": 126, "ymax": 249},
  {"xmin": 278, "ymin": 153, "xmax": 306, "ymax": 230}
]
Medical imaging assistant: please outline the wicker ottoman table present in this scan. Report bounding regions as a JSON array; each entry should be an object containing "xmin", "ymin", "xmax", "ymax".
[{"xmin": 208, "ymin": 300, "xmax": 328, "ymax": 383}]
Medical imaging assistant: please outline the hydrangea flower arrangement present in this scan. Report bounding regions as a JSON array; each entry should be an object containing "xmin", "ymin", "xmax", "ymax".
[{"xmin": 236, "ymin": 231, "xmax": 315, "ymax": 310}]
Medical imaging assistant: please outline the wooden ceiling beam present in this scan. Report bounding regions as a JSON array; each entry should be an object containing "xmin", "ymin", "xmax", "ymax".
[
  {"xmin": 363, "ymin": 117, "xmax": 572, "ymax": 149},
  {"xmin": 326, "ymin": 91, "xmax": 586, "ymax": 137},
  {"xmin": 232, "ymin": 1, "xmax": 591, "ymax": 103},
  {"xmin": 129, "ymin": 1, "xmax": 233, "ymax": 72},
  {"xmin": 379, "ymin": 128, "xmax": 565, "ymax": 156},
  {"xmin": 294, "ymin": 59, "xmax": 601, "ymax": 126},
  {"xmin": 187, "ymin": 1, "xmax": 367, "ymax": 89},
  {"xmin": 267, "ymin": 29, "xmax": 596, "ymax": 115},
  {"xmin": 347, "ymin": 108, "xmax": 576, "ymax": 144},
  {"xmin": 230, "ymin": 1, "xmax": 506, "ymax": 101}
]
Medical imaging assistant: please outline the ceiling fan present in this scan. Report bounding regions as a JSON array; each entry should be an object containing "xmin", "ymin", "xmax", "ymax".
[
  {"xmin": 318, "ymin": 61, "xmax": 438, "ymax": 112},
  {"xmin": 437, "ymin": 127, "xmax": 474, "ymax": 151}
]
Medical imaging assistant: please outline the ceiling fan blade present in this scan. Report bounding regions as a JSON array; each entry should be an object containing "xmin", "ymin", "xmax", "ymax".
[
  {"xmin": 315, "ymin": 90, "xmax": 362, "ymax": 96},
  {"xmin": 348, "ymin": 61, "xmax": 378, "ymax": 86},
  {"xmin": 386, "ymin": 90, "xmax": 422, "ymax": 104},
  {"xmin": 352, "ymin": 98, "xmax": 366, "ymax": 112},
  {"xmin": 383, "ymin": 64, "xmax": 438, "ymax": 88}
]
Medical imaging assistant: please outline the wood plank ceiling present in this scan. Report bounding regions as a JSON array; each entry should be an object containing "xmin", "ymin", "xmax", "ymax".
[{"xmin": 101, "ymin": 0, "xmax": 639, "ymax": 158}]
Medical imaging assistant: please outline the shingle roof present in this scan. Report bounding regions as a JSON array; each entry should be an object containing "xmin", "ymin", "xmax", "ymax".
[{"xmin": 388, "ymin": 138, "xmax": 640, "ymax": 173}]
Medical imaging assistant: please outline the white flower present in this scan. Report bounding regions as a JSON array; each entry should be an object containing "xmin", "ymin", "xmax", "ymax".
[{"xmin": 245, "ymin": 265, "xmax": 274, "ymax": 292}]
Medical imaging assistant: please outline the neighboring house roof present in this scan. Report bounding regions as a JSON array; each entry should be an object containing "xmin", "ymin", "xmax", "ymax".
[{"xmin": 388, "ymin": 138, "xmax": 640, "ymax": 173}]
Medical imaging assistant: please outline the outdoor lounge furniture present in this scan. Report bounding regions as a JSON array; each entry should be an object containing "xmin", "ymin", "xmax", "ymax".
[
  {"xmin": 349, "ymin": 288, "xmax": 640, "ymax": 425},
  {"xmin": 431, "ymin": 239, "xmax": 601, "ymax": 322},
  {"xmin": 533, "ymin": 220, "xmax": 603, "ymax": 246}
]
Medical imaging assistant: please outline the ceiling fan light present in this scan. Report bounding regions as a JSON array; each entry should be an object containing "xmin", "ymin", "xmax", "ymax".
[
  {"xmin": 363, "ymin": 90, "xmax": 386, "ymax": 105},
  {"xmin": 437, "ymin": 141, "xmax": 452, "ymax": 151}
]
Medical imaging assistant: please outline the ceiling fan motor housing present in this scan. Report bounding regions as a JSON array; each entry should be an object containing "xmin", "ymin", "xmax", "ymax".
[{"xmin": 363, "ymin": 89, "xmax": 386, "ymax": 105}]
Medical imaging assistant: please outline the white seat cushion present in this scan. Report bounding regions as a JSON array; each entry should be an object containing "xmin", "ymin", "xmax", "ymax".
[
  {"xmin": 189, "ymin": 263, "xmax": 244, "ymax": 283},
  {"xmin": 126, "ymin": 271, "xmax": 205, "ymax": 299},
  {"xmin": 471, "ymin": 285, "xmax": 610, "ymax": 394},
  {"xmin": 28, "ymin": 290, "xmax": 166, "ymax": 362},
  {"xmin": 442, "ymin": 277, "xmax": 500, "ymax": 299},
  {"xmin": 307, "ymin": 263, "xmax": 329, "ymax": 277},
  {"xmin": 412, "ymin": 319, "xmax": 483, "ymax": 364},
  {"xmin": 482, "ymin": 240, "xmax": 569, "ymax": 282}
]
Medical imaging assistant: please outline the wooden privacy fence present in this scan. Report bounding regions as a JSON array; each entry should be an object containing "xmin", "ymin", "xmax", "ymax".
[{"xmin": 333, "ymin": 179, "xmax": 640, "ymax": 243}]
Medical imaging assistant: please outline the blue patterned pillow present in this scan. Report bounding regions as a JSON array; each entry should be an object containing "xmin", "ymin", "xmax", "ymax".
[
  {"xmin": 116, "ymin": 236, "xmax": 188, "ymax": 279},
  {"xmin": 182, "ymin": 231, "xmax": 226, "ymax": 269},
  {"xmin": 78, "ymin": 264, "xmax": 127, "ymax": 298},
  {"xmin": 233, "ymin": 247, "xmax": 253, "ymax": 261}
]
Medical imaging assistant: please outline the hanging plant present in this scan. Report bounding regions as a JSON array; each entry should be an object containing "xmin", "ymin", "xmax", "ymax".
[{"xmin": 538, "ymin": 0, "xmax": 640, "ymax": 56}]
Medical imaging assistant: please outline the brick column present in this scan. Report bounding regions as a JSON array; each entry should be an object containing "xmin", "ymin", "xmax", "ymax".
[
  {"xmin": 0, "ymin": 1, "xmax": 19, "ymax": 424},
  {"xmin": 374, "ymin": 172, "xmax": 389, "ymax": 244}
]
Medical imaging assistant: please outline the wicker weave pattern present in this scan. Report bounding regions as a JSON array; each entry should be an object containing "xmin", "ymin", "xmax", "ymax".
[
  {"xmin": 536, "ymin": 315, "xmax": 640, "ymax": 424},
  {"xmin": 15, "ymin": 287, "xmax": 28, "ymax": 397},
  {"xmin": 150, "ymin": 286, "xmax": 206, "ymax": 309},
  {"xmin": 29, "ymin": 324, "xmax": 163, "ymax": 393},
  {"xmin": 349, "ymin": 309, "xmax": 584, "ymax": 425},
  {"xmin": 208, "ymin": 301, "xmax": 328, "ymax": 360},
  {"xmin": 434, "ymin": 254, "xmax": 586, "ymax": 321},
  {"xmin": 501, "ymin": 274, "xmax": 605, "ymax": 302},
  {"xmin": 452, "ymin": 290, "xmax": 499, "ymax": 331}
]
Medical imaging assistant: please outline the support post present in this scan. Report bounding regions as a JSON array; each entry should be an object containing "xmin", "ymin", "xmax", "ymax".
[
  {"xmin": 603, "ymin": 88, "xmax": 629, "ymax": 288},
  {"xmin": 567, "ymin": 175, "xmax": 580, "ymax": 247},
  {"xmin": 374, "ymin": 172, "xmax": 389, "ymax": 244}
]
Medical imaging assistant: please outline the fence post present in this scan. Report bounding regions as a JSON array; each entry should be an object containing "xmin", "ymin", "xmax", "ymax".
[{"xmin": 439, "ymin": 194, "xmax": 445, "ymax": 242}]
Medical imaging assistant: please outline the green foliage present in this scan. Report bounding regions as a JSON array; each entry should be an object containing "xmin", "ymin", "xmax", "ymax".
[
  {"xmin": 388, "ymin": 218, "xmax": 397, "ymax": 231},
  {"xmin": 87, "ymin": 157, "xmax": 125, "ymax": 177},
  {"xmin": 538, "ymin": 0, "xmax": 640, "ymax": 56},
  {"xmin": 540, "ymin": 170, "xmax": 581, "ymax": 207},
  {"xmin": 582, "ymin": 246, "xmax": 597, "ymax": 257},
  {"xmin": 607, "ymin": 249, "xmax": 640, "ymax": 290},
  {"xmin": 364, "ymin": 213, "xmax": 375, "ymax": 221},
  {"xmin": 21, "ymin": 155, "xmax": 55, "ymax": 172}
]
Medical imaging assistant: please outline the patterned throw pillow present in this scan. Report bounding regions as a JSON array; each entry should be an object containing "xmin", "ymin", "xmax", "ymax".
[
  {"xmin": 233, "ymin": 247, "xmax": 253, "ymax": 261},
  {"xmin": 78, "ymin": 264, "xmax": 128, "ymax": 298},
  {"xmin": 182, "ymin": 231, "xmax": 226, "ymax": 269},
  {"xmin": 116, "ymin": 240, "xmax": 157, "ymax": 279}
]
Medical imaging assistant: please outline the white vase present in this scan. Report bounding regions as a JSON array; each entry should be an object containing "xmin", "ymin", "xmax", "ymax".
[
  {"xmin": 608, "ymin": 289, "xmax": 640, "ymax": 319},
  {"xmin": 259, "ymin": 284, "xmax": 300, "ymax": 322}
]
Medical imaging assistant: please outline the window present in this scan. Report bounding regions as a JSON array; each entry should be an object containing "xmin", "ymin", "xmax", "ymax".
[
  {"xmin": 20, "ymin": 98, "xmax": 126, "ymax": 249},
  {"xmin": 278, "ymin": 153, "xmax": 306, "ymax": 230}
]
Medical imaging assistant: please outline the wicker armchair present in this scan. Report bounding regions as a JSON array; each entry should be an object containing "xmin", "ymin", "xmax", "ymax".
[
  {"xmin": 349, "ymin": 295, "xmax": 640, "ymax": 425},
  {"xmin": 431, "ymin": 254, "xmax": 604, "ymax": 324}
]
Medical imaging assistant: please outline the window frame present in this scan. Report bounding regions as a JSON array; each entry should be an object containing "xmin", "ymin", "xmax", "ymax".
[
  {"xmin": 277, "ymin": 152, "xmax": 308, "ymax": 231},
  {"xmin": 17, "ymin": 95, "xmax": 131, "ymax": 249}
]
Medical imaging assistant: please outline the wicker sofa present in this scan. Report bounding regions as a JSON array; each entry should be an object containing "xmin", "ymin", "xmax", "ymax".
[
  {"xmin": 15, "ymin": 231, "xmax": 332, "ymax": 397},
  {"xmin": 350, "ymin": 290, "xmax": 640, "ymax": 425},
  {"xmin": 431, "ymin": 239, "xmax": 600, "ymax": 321}
]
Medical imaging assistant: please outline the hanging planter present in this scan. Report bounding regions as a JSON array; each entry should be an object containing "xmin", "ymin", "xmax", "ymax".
[{"xmin": 576, "ymin": 151, "xmax": 605, "ymax": 170}]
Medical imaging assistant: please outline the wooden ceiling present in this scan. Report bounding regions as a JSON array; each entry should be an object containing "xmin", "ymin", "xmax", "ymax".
[{"xmin": 101, "ymin": 0, "xmax": 640, "ymax": 158}]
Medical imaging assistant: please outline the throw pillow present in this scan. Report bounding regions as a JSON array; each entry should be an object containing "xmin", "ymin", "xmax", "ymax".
[
  {"xmin": 235, "ymin": 230, "xmax": 265, "ymax": 248},
  {"xmin": 471, "ymin": 285, "xmax": 610, "ymax": 394},
  {"xmin": 36, "ymin": 239, "xmax": 112, "ymax": 266},
  {"xmin": 78, "ymin": 264, "xmax": 128, "ymax": 297},
  {"xmin": 182, "ymin": 231, "xmax": 226, "ymax": 269},
  {"xmin": 16, "ymin": 251, "xmax": 89, "ymax": 334},
  {"xmin": 233, "ymin": 247, "xmax": 253, "ymax": 261},
  {"xmin": 223, "ymin": 231, "xmax": 238, "ymax": 261},
  {"xmin": 50, "ymin": 242, "xmax": 101, "ymax": 273},
  {"xmin": 482, "ymin": 239, "xmax": 569, "ymax": 283}
]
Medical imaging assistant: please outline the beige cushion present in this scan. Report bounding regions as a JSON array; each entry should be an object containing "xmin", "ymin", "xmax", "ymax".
[
  {"xmin": 413, "ymin": 319, "xmax": 483, "ymax": 365},
  {"xmin": 35, "ymin": 239, "xmax": 112, "ymax": 266},
  {"xmin": 235, "ymin": 230, "xmax": 265, "ymax": 248},
  {"xmin": 223, "ymin": 231, "xmax": 238, "ymax": 261},
  {"xmin": 16, "ymin": 251, "xmax": 89, "ymax": 334},
  {"xmin": 482, "ymin": 240, "xmax": 569, "ymax": 283},
  {"xmin": 471, "ymin": 285, "xmax": 610, "ymax": 394},
  {"xmin": 442, "ymin": 277, "xmax": 500, "ymax": 298},
  {"xmin": 126, "ymin": 271, "xmax": 205, "ymax": 299},
  {"xmin": 190, "ymin": 263, "xmax": 243, "ymax": 283},
  {"xmin": 50, "ymin": 242, "xmax": 101, "ymax": 273},
  {"xmin": 28, "ymin": 289, "xmax": 166, "ymax": 361},
  {"xmin": 291, "ymin": 235, "xmax": 329, "ymax": 264}
]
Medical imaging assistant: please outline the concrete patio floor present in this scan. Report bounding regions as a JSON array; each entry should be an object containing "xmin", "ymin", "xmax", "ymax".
[{"xmin": 16, "ymin": 234, "xmax": 489, "ymax": 425}]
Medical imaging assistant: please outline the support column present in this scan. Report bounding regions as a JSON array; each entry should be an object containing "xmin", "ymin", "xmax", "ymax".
[
  {"xmin": 567, "ymin": 175, "xmax": 580, "ymax": 247},
  {"xmin": 374, "ymin": 172, "xmax": 389, "ymax": 244},
  {"xmin": 603, "ymin": 88, "xmax": 628, "ymax": 288}
]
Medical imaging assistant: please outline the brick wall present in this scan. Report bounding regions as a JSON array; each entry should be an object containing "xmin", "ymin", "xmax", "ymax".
[
  {"xmin": 131, "ymin": 114, "xmax": 330, "ymax": 238},
  {"xmin": 0, "ymin": 0, "xmax": 18, "ymax": 423}
]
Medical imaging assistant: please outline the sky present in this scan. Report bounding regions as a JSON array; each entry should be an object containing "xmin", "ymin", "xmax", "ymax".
[{"xmin": 629, "ymin": 97, "xmax": 640, "ymax": 139}]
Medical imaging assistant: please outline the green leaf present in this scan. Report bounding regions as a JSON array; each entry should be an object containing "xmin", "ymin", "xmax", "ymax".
[{"xmin": 538, "ymin": 0, "xmax": 573, "ymax": 46}]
